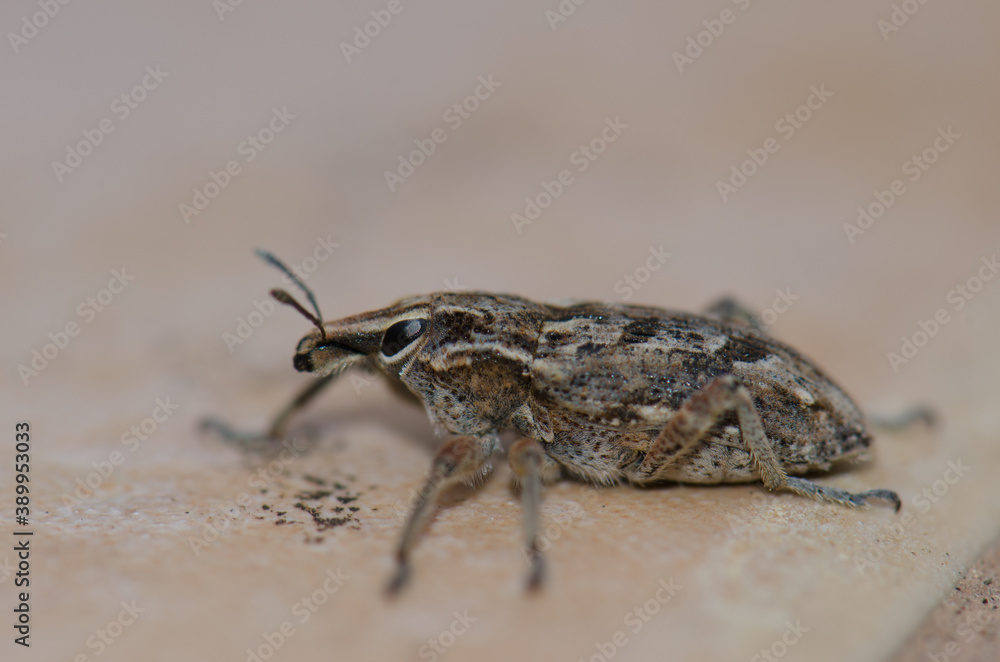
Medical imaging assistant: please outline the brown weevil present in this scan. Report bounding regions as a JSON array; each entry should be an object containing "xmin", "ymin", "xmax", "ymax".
[{"xmin": 203, "ymin": 250, "xmax": 903, "ymax": 593}]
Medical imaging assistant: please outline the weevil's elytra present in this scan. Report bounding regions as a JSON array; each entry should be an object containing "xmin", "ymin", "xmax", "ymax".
[{"xmin": 203, "ymin": 251, "xmax": 901, "ymax": 593}]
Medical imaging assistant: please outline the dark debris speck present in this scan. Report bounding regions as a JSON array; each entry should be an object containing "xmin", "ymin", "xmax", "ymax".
[
  {"xmin": 297, "ymin": 490, "xmax": 334, "ymax": 501},
  {"xmin": 293, "ymin": 502, "xmax": 354, "ymax": 531}
]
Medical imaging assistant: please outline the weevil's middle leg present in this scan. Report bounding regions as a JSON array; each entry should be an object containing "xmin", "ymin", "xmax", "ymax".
[
  {"xmin": 635, "ymin": 375, "xmax": 900, "ymax": 511},
  {"xmin": 200, "ymin": 373, "xmax": 338, "ymax": 447},
  {"xmin": 509, "ymin": 438, "xmax": 561, "ymax": 592},
  {"xmin": 386, "ymin": 434, "xmax": 497, "ymax": 595}
]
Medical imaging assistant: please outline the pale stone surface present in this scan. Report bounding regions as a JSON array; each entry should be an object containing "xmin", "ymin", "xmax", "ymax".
[
  {"xmin": 2, "ymin": 2, "xmax": 1000, "ymax": 661},
  {"xmin": 893, "ymin": 539, "xmax": 1000, "ymax": 662}
]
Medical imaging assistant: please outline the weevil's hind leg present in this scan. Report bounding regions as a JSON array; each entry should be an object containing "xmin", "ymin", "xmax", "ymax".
[
  {"xmin": 636, "ymin": 376, "xmax": 781, "ymax": 484},
  {"xmin": 869, "ymin": 405, "xmax": 937, "ymax": 431},
  {"xmin": 704, "ymin": 297, "xmax": 768, "ymax": 333},
  {"xmin": 509, "ymin": 438, "xmax": 560, "ymax": 592},
  {"xmin": 200, "ymin": 373, "xmax": 338, "ymax": 448},
  {"xmin": 635, "ymin": 375, "xmax": 900, "ymax": 511},
  {"xmin": 386, "ymin": 435, "xmax": 496, "ymax": 595}
]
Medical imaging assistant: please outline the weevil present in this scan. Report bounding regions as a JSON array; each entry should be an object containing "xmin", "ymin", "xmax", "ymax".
[{"xmin": 204, "ymin": 250, "xmax": 903, "ymax": 593}]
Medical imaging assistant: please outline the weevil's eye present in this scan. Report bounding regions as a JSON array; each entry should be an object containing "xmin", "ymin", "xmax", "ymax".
[{"xmin": 381, "ymin": 319, "xmax": 427, "ymax": 357}]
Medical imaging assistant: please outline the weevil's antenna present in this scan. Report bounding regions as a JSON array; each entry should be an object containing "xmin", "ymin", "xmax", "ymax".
[
  {"xmin": 269, "ymin": 289, "xmax": 326, "ymax": 338},
  {"xmin": 255, "ymin": 249, "xmax": 327, "ymax": 341}
]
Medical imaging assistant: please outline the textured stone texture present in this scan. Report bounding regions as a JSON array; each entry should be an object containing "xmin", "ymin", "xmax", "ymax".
[
  {"xmin": 892, "ymin": 538, "xmax": 1000, "ymax": 662},
  {"xmin": 2, "ymin": 2, "xmax": 999, "ymax": 661}
]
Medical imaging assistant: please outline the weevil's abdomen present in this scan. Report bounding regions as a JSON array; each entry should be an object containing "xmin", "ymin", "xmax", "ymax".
[
  {"xmin": 536, "ymin": 411, "xmax": 873, "ymax": 486},
  {"xmin": 528, "ymin": 302, "xmax": 874, "ymax": 485}
]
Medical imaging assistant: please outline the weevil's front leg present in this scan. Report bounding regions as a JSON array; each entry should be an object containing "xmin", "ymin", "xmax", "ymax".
[
  {"xmin": 200, "ymin": 373, "xmax": 338, "ymax": 447},
  {"xmin": 636, "ymin": 375, "xmax": 900, "ymax": 510},
  {"xmin": 509, "ymin": 438, "xmax": 561, "ymax": 591},
  {"xmin": 387, "ymin": 433, "xmax": 497, "ymax": 595},
  {"xmin": 704, "ymin": 297, "xmax": 768, "ymax": 333}
]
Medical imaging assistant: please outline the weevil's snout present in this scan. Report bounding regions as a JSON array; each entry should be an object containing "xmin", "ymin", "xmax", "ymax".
[
  {"xmin": 292, "ymin": 328, "xmax": 372, "ymax": 376},
  {"xmin": 292, "ymin": 331, "xmax": 326, "ymax": 373},
  {"xmin": 292, "ymin": 351, "xmax": 315, "ymax": 372}
]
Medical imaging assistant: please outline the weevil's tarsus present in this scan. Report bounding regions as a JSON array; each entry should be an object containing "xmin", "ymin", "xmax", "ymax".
[
  {"xmin": 199, "ymin": 416, "xmax": 274, "ymax": 448},
  {"xmin": 387, "ymin": 435, "xmax": 496, "ymax": 595},
  {"xmin": 385, "ymin": 559, "xmax": 410, "ymax": 597},
  {"xmin": 200, "ymin": 372, "xmax": 338, "ymax": 448},
  {"xmin": 870, "ymin": 405, "xmax": 937, "ymax": 431},
  {"xmin": 526, "ymin": 551, "xmax": 545, "ymax": 593},
  {"xmin": 782, "ymin": 477, "xmax": 902, "ymax": 512},
  {"xmin": 256, "ymin": 249, "xmax": 327, "ymax": 341}
]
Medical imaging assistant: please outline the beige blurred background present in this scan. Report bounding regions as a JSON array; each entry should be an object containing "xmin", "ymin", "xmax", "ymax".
[{"xmin": 2, "ymin": 1, "xmax": 999, "ymax": 661}]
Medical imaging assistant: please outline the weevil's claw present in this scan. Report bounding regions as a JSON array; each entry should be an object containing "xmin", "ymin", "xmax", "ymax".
[
  {"xmin": 857, "ymin": 489, "xmax": 902, "ymax": 513},
  {"xmin": 385, "ymin": 561, "xmax": 410, "ymax": 597},
  {"xmin": 199, "ymin": 416, "xmax": 279, "ymax": 451}
]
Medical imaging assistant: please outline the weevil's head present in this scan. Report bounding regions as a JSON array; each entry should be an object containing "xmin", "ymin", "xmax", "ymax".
[
  {"xmin": 284, "ymin": 287, "xmax": 549, "ymax": 431},
  {"xmin": 291, "ymin": 295, "xmax": 433, "ymax": 378},
  {"xmin": 256, "ymin": 249, "xmax": 549, "ymax": 431},
  {"xmin": 254, "ymin": 249, "xmax": 436, "ymax": 380}
]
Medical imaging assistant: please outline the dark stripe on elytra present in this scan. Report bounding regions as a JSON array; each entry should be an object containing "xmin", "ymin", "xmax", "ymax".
[{"xmin": 712, "ymin": 335, "xmax": 773, "ymax": 366}]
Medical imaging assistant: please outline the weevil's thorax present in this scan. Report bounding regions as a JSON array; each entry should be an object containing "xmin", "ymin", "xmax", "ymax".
[{"xmin": 397, "ymin": 293, "xmax": 549, "ymax": 435}]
